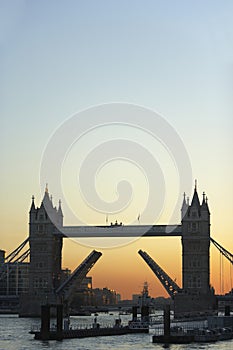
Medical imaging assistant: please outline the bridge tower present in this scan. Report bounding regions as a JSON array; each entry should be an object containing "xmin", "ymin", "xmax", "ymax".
[
  {"xmin": 174, "ymin": 183, "xmax": 216, "ymax": 317},
  {"xmin": 19, "ymin": 187, "xmax": 63, "ymax": 316}
]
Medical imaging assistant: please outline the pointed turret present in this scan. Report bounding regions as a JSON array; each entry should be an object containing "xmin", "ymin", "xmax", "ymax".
[
  {"xmin": 201, "ymin": 192, "xmax": 210, "ymax": 216},
  {"xmin": 58, "ymin": 200, "xmax": 63, "ymax": 216},
  {"xmin": 57, "ymin": 199, "xmax": 63, "ymax": 227},
  {"xmin": 181, "ymin": 193, "xmax": 188, "ymax": 219},
  {"xmin": 42, "ymin": 184, "xmax": 54, "ymax": 211},
  {"xmin": 202, "ymin": 191, "xmax": 206, "ymax": 205},
  {"xmin": 42, "ymin": 183, "xmax": 50, "ymax": 202},
  {"xmin": 40, "ymin": 184, "xmax": 58, "ymax": 224},
  {"xmin": 190, "ymin": 180, "xmax": 200, "ymax": 208},
  {"xmin": 182, "ymin": 193, "xmax": 186, "ymax": 208},
  {"xmin": 29, "ymin": 195, "xmax": 37, "ymax": 222},
  {"xmin": 30, "ymin": 195, "xmax": 36, "ymax": 212}
]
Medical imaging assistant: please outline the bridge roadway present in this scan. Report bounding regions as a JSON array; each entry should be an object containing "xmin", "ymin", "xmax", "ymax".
[{"xmin": 58, "ymin": 224, "xmax": 182, "ymax": 238}]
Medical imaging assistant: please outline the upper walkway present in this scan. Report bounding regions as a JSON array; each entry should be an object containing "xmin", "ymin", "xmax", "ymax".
[{"xmin": 58, "ymin": 224, "xmax": 182, "ymax": 238}]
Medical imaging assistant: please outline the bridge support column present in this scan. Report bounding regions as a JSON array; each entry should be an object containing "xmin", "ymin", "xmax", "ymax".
[
  {"xmin": 19, "ymin": 189, "xmax": 64, "ymax": 317},
  {"xmin": 177, "ymin": 186, "xmax": 216, "ymax": 317},
  {"xmin": 41, "ymin": 305, "xmax": 50, "ymax": 340},
  {"xmin": 56, "ymin": 304, "xmax": 63, "ymax": 338},
  {"xmin": 164, "ymin": 305, "xmax": 170, "ymax": 337}
]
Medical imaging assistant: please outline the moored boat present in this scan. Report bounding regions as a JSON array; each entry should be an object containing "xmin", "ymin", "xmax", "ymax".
[{"xmin": 31, "ymin": 324, "xmax": 148, "ymax": 340}]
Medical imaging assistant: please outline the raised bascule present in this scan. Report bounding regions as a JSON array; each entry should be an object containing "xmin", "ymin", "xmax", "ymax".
[{"xmin": 1, "ymin": 184, "xmax": 233, "ymax": 317}]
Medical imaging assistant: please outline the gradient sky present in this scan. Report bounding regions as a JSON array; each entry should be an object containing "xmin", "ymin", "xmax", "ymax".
[{"xmin": 1, "ymin": 1, "xmax": 233, "ymax": 299}]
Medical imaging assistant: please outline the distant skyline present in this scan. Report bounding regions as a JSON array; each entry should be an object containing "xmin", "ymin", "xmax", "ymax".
[{"xmin": 1, "ymin": 1, "xmax": 232, "ymax": 298}]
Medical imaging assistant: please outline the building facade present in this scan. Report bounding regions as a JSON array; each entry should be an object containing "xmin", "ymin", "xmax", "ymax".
[
  {"xmin": 19, "ymin": 188, "xmax": 64, "ymax": 316},
  {"xmin": 174, "ymin": 185, "xmax": 216, "ymax": 317}
]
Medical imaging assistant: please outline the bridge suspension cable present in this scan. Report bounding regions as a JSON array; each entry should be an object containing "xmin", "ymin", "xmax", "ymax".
[
  {"xmin": 5, "ymin": 237, "xmax": 29, "ymax": 263},
  {"xmin": 14, "ymin": 248, "xmax": 30, "ymax": 263},
  {"xmin": 0, "ymin": 238, "xmax": 30, "ymax": 282},
  {"xmin": 210, "ymin": 237, "xmax": 233, "ymax": 265}
]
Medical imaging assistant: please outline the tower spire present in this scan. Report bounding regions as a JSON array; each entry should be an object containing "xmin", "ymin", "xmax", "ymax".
[
  {"xmin": 181, "ymin": 192, "xmax": 188, "ymax": 219},
  {"xmin": 202, "ymin": 191, "xmax": 206, "ymax": 204},
  {"xmin": 58, "ymin": 199, "xmax": 63, "ymax": 215},
  {"xmin": 58, "ymin": 199, "xmax": 62, "ymax": 209},
  {"xmin": 30, "ymin": 195, "xmax": 36, "ymax": 212},
  {"xmin": 191, "ymin": 180, "xmax": 200, "ymax": 207},
  {"xmin": 42, "ymin": 183, "xmax": 52, "ymax": 210},
  {"xmin": 182, "ymin": 192, "xmax": 187, "ymax": 207},
  {"xmin": 43, "ymin": 183, "xmax": 50, "ymax": 200},
  {"xmin": 57, "ymin": 199, "xmax": 63, "ymax": 226},
  {"xmin": 201, "ymin": 192, "xmax": 210, "ymax": 214}
]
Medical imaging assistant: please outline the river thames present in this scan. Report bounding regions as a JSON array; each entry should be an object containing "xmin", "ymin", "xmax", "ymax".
[{"xmin": 0, "ymin": 313, "xmax": 232, "ymax": 350}]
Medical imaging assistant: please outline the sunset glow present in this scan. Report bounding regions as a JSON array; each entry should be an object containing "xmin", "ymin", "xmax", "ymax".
[{"xmin": 1, "ymin": 1, "xmax": 232, "ymax": 304}]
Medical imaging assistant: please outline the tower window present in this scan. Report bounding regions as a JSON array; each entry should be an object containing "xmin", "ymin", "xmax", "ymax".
[
  {"xmin": 35, "ymin": 261, "xmax": 45, "ymax": 268},
  {"xmin": 192, "ymin": 223, "xmax": 197, "ymax": 231},
  {"xmin": 187, "ymin": 275, "xmax": 202, "ymax": 288},
  {"xmin": 33, "ymin": 278, "xmax": 39, "ymax": 288},
  {"xmin": 188, "ymin": 222, "xmax": 198, "ymax": 232},
  {"xmin": 38, "ymin": 224, "xmax": 44, "ymax": 233}
]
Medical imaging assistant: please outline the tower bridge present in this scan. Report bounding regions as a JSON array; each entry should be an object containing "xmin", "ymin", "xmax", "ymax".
[{"xmin": 1, "ymin": 184, "xmax": 232, "ymax": 317}]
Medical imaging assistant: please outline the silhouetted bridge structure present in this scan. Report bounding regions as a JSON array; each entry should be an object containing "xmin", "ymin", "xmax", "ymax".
[
  {"xmin": 1, "ymin": 185, "xmax": 232, "ymax": 317},
  {"xmin": 60, "ymin": 224, "xmax": 182, "ymax": 237}
]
